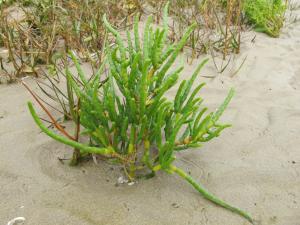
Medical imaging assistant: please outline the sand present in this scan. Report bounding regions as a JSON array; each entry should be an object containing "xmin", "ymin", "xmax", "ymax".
[{"xmin": 1, "ymin": 5, "xmax": 300, "ymax": 225}]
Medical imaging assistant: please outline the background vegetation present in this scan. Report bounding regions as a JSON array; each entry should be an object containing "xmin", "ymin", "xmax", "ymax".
[{"xmin": 0, "ymin": 0, "xmax": 288, "ymax": 82}]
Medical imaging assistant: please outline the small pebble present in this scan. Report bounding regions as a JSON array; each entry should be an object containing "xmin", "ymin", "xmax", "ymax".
[{"xmin": 171, "ymin": 203, "xmax": 180, "ymax": 208}]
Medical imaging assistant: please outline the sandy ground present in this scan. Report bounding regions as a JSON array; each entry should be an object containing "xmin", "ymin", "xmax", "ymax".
[{"xmin": 1, "ymin": 7, "xmax": 300, "ymax": 225}]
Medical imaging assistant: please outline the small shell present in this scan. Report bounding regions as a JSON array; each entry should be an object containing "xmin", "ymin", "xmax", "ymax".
[
  {"xmin": 7, "ymin": 217, "xmax": 26, "ymax": 225},
  {"xmin": 117, "ymin": 176, "xmax": 128, "ymax": 184}
]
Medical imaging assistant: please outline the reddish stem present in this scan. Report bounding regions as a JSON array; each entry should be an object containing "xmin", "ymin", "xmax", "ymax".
[{"xmin": 22, "ymin": 80, "xmax": 76, "ymax": 141}]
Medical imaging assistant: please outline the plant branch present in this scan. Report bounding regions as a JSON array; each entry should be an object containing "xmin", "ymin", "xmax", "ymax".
[{"xmin": 170, "ymin": 165, "xmax": 253, "ymax": 224}]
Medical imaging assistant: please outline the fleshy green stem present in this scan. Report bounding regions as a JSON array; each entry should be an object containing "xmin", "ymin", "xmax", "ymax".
[
  {"xmin": 70, "ymin": 149, "xmax": 81, "ymax": 166},
  {"xmin": 170, "ymin": 165, "xmax": 253, "ymax": 224},
  {"xmin": 27, "ymin": 102, "xmax": 114, "ymax": 156},
  {"xmin": 142, "ymin": 140, "xmax": 153, "ymax": 169}
]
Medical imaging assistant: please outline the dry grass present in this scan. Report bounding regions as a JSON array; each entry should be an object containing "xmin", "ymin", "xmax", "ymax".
[{"xmin": 0, "ymin": 0, "xmax": 288, "ymax": 82}]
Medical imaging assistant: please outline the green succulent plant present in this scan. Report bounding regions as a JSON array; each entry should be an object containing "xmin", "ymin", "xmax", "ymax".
[{"xmin": 27, "ymin": 4, "xmax": 253, "ymax": 223}]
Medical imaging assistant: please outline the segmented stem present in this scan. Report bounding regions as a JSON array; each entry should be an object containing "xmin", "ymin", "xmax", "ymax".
[
  {"xmin": 27, "ymin": 102, "xmax": 114, "ymax": 156},
  {"xmin": 170, "ymin": 165, "xmax": 253, "ymax": 224}
]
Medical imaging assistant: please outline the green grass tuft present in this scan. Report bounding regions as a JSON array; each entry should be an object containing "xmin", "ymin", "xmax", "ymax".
[{"xmin": 244, "ymin": 0, "xmax": 287, "ymax": 37}]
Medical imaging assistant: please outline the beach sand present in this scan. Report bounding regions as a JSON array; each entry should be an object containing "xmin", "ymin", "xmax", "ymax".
[{"xmin": 1, "ymin": 6, "xmax": 300, "ymax": 225}]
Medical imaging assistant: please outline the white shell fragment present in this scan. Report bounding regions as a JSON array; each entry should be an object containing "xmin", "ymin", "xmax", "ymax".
[
  {"xmin": 7, "ymin": 217, "xmax": 26, "ymax": 225},
  {"xmin": 117, "ymin": 176, "xmax": 128, "ymax": 184},
  {"xmin": 128, "ymin": 182, "xmax": 135, "ymax": 186}
]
